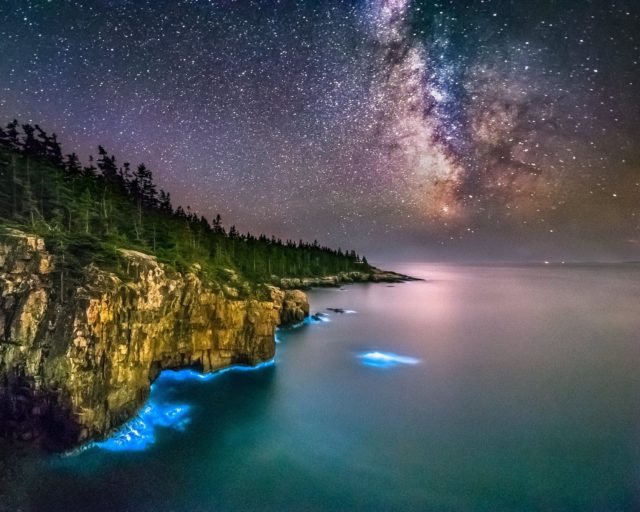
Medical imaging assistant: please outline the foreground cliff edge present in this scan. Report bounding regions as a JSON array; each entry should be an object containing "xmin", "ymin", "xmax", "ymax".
[
  {"xmin": 0, "ymin": 230, "xmax": 310, "ymax": 449},
  {"xmin": 0, "ymin": 230, "xmax": 412, "ymax": 450}
]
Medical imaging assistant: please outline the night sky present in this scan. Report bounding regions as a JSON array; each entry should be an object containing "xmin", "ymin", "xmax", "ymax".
[{"xmin": 1, "ymin": 0, "xmax": 639, "ymax": 262}]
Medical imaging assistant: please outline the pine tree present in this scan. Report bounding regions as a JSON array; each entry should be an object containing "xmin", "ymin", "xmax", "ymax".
[
  {"xmin": 65, "ymin": 153, "xmax": 82, "ymax": 174},
  {"xmin": 0, "ymin": 126, "xmax": 10, "ymax": 148},
  {"xmin": 5, "ymin": 120, "xmax": 20, "ymax": 150},
  {"xmin": 78, "ymin": 188, "xmax": 94, "ymax": 234},
  {"xmin": 83, "ymin": 155, "xmax": 97, "ymax": 177},
  {"xmin": 46, "ymin": 132, "xmax": 64, "ymax": 167},
  {"xmin": 97, "ymin": 146, "xmax": 120, "ymax": 185},
  {"xmin": 22, "ymin": 124, "xmax": 41, "ymax": 156},
  {"xmin": 0, "ymin": 120, "xmax": 370, "ymax": 283}
]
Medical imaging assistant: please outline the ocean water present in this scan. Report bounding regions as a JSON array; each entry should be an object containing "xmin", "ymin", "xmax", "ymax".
[{"xmin": 2, "ymin": 264, "xmax": 640, "ymax": 511}]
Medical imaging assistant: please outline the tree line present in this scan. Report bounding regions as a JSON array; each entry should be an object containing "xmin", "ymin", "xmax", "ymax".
[{"xmin": 0, "ymin": 120, "xmax": 370, "ymax": 288}]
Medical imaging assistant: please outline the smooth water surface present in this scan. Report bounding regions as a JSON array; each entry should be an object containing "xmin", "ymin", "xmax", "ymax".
[{"xmin": 2, "ymin": 264, "xmax": 639, "ymax": 511}]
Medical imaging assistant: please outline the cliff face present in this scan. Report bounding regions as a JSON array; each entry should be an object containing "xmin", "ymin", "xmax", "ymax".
[{"xmin": 0, "ymin": 230, "xmax": 308, "ymax": 449}]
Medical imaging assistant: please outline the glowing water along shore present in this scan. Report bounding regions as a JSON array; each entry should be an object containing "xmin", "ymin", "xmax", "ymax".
[
  {"xmin": 3, "ymin": 265, "xmax": 638, "ymax": 512},
  {"xmin": 96, "ymin": 361, "xmax": 275, "ymax": 452}
]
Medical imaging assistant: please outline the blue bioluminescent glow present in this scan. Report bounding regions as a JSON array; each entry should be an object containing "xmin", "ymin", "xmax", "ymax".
[
  {"xmin": 279, "ymin": 319, "xmax": 306, "ymax": 329},
  {"xmin": 96, "ymin": 360, "xmax": 275, "ymax": 452},
  {"xmin": 155, "ymin": 359, "xmax": 275, "ymax": 385},
  {"xmin": 358, "ymin": 351, "xmax": 421, "ymax": 368},
  {"xmin": 95, "ymin": 401, "xmax": 191, "ymax": 452},
  {"xmin": 279, "ymin": 313, "xmax": 331, "ymax": 330}
]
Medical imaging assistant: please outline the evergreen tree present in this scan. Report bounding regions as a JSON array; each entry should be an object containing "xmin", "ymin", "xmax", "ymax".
[
  {"xmin": 21, "ymin": 124, "xmax": 41, "ymax": 156},
  {"xmin": 5, "ymin": 120, "xmax": 20, "ymax": 150},
  {"xmin": 65, "ymin": 153, "xmax": 82, "ymax": 174},
  {"xmin": 0, "ymin": 126, "xmax": 10, "ymax": 148},
  {"xmin": 0, "ymin": 120, "xmax": 371, "ymax": 283},
  {"xmin": 97, "ymin": 146, "xmax": 119, "ymax": 184},
  {"xmin": 46, "ymin": 132, "xmax": 64, "ymax": 167}
]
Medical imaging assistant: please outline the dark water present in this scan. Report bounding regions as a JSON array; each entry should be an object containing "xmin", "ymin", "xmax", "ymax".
[{"xmin": 2, "ymin": 264, "xmax": 640, "ymax": 511}]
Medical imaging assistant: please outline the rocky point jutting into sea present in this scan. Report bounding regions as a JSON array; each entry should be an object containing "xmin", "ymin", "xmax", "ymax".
[{"xmin": 0, "ymin": 229, "xmax": 408, "ymax": 450}]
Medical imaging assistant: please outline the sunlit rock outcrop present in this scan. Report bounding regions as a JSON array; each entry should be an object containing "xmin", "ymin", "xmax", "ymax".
[{"xmin": 0, "ymin": 230, "xmax": 308, "ymax": 449}]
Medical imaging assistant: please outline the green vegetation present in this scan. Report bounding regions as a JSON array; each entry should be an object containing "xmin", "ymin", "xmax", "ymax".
[{"xmin": 0, "ymin": 120, "xmax": 370, "ymax": 288}]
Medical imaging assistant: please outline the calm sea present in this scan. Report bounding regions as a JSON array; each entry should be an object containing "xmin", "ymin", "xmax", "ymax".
[{"xmin": 2, "ymin": 264, "xmax": 639, "ymax": 511}]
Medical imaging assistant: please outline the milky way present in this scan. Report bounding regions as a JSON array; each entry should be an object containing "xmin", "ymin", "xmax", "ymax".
[{"xmin": 1, "ymin": 0, "xmax": 638, "ymax": 261}]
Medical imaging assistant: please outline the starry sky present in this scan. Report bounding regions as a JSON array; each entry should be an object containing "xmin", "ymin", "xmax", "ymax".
[{"xmin": 1, "ymin": 0, "xmax": 639, "ymax": 262}]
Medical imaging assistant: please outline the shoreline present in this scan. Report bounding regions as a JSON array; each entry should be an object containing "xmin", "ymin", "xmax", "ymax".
[{"xmin": 274, "ymin": 268, "xmax": 421, "ymax": 290}]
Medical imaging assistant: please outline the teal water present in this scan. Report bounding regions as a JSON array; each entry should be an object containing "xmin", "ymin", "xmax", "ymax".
[{"xmin": 2, "ymin": 264, "xmax": 640, "ymax": 511}]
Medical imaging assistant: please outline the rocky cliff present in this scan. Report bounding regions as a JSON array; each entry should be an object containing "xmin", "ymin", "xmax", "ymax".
[
  {"xmin": 277, "ymin": 269, "xmax": 415, "ymax": 289},
  {"xmin": 0, "ymin": 230, "xmax": 309, "ymax": 449}
]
